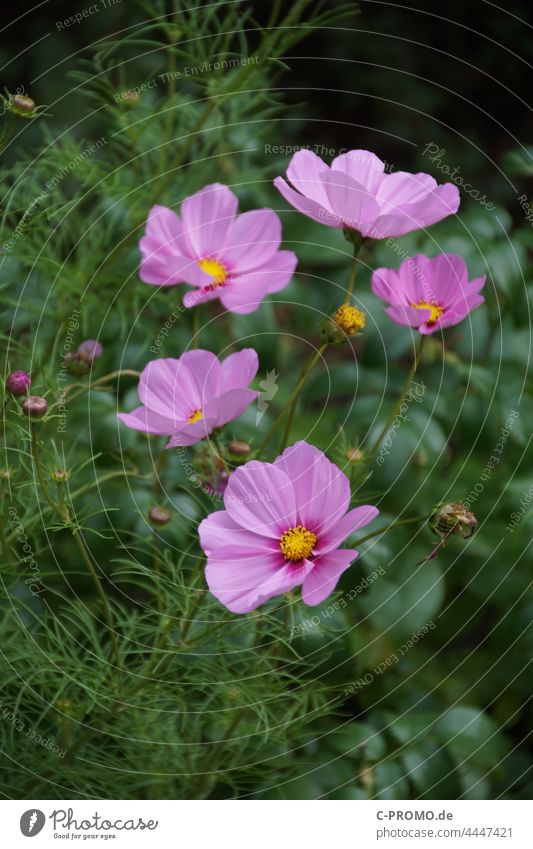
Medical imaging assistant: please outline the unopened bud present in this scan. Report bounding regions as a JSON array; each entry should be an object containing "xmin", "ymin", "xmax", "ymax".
[
  {"xmin": 22, "ymin": 396, "xmax": 48, "ymax": 419},
  {"xmin": 77, "ymin": 339, "xmax": 103, "ymax": 362},
  {"xmin": 51, "ymin": 469, "xmax": 68, "ymax": 483},
  {"xmin": 6, "ymin": 370, "xmax": 31, "ymax": 395},
  {"xmin": 227, "ymin": 440, "xmax": 251, "ymax": 457},
  {"xmin": 121, "ymin": 89, "xmax": 140, "ymax": 104},
  {"xmin": 346, "ymin": 447, "xmax": 364, "ymax": 463},
  {"xmin": 11, "ymin": 94, "xmax": 36, "ymax": 115},
  {"xmin": 431, "ymin": 502, "xmax": 477, "ymax": 539},
  {"xmin": 149, "ymin": 505, "xmax": 171, "ymax": 526}
]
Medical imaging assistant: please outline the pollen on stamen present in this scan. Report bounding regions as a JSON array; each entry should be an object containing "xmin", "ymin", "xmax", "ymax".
[
  {"xmin": 279, "ymin": 525, "xmax": 317, "ymax": 561},
  {"xmin": 412, "ymin": 300, "xmax": 444, "ymax": 324},
  {"xmin": 198, "ymin": 257, "xmax": 227, "ymax": 286},
  {"xmin": 187, "ymin": 408, "xmax": 203, "ymax": 424}
]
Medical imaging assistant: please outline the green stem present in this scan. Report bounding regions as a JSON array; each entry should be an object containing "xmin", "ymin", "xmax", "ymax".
[
  {"xmin": 30, "ymin": 425, "xmax": 59, "ymax": 514},
  {"xmin": 369, "ymin": 335, "xmax": 426, "ymax": 456},
  {"xmin": 259, "ymin": 343, "xmax": 328, "ymax": 455},
  {"xmin": 344, "ymin": 248, "xmax": 360, "ymax": 303},
  {"xmin": 279, "ymin": 343, "xmax": 328, "ymax": 452},
  {"xmin": 30, "ymin": 424, "xmax": 122, "ymax": 681},
  {"xmin": 211, "ymin": 433, "xmax": 231, "ymax": 478},
  {"xmin": 354, "ymin": 515, "xmax": 427, "ymax": 547}
]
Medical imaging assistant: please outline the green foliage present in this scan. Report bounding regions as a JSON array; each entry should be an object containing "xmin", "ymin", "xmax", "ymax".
[{"xmin": 1, "ymin": 0, "xmax": 531, "ymax": 801}]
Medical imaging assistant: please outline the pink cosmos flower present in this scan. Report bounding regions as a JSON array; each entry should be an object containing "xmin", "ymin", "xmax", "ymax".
[
  {"xmin": 371, "ymin": 253, "xmax": 486, "ymax": 334},
  {"xmin": 117, "ymin": 349, "xmax": 259, "ymax": 448},
  {"xmin": 274, "ymin": 149, "xmax": 460, "ymax": 239},
  {"xmin": 139, "ymin": 183, "xmax": 297, "ymax": 314},
  {"xmin": 199, "ymin": 441, "xmax": 379, "ymax": 613}
]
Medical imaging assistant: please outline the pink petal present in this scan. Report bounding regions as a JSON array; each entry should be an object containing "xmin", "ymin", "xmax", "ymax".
[
  {"xmin": 206, "ymin": 549, "xmax": 311, "ymax": 614},
  {"xmin": 371, "ymin": 267, "xmax": 402, "ymax": 305},
  {"xmin": 199, "ymin": 510, "xmax": 278, "ymax": 555},
  {"xmin": 219, "ymin": 251, "xmax": 297, "ymax": 314},
  {"xmin": 204, "ymin": 388, "xmax": 259, "ymax": 428},
  {"xmin": 219, "ymin": 209, "xmax": 281, "ymax": 271},
  {"xmin": 139, "ymin": 253, "xmax": 209, "ymax": 287},
  {"xmin": 331, "ymin": 150, "xmax": 386, "ymax": 195},
  {"xmin": 318, "ymin": 505, "xmax": 380, "ymax": 554},
  {"xmin": 219, "ymin": 349, "xmax": 259, "ymax": 390},
  {"xmin": 319, "ymin": 170, "xmax": 381, "ymax": 235},
  {"xmin": 165, "ymin": 416, "xmax": 217, "ymax": 448},
  {"xmin": 143, "ymin": 205, "xmax": 185, "ymax": 251},
  {"xmin": 377, "ymin": 171, "xmax": 438, "ymax": 206},
  {"xmin": 274, "ymin": 176, "xmax": 333, "ymax": 226},
  {"xmin": 301, "ymin": 549, "xmax": 357, "ymax": 606},
  {"xmin": 180, "ymin": 183, "xmax": 238, "ymax": 256},
  {"xmin": 224, "ymin": 461, "xmax": 297, "ymax": 538},
  {"xmin": 182, "ymin": 285, "xmax": 224, "ymax": 309},
  {"xmin": 286, "ymin": 149, "xmax": 331, "ymax": 207},
  {"xmin": 274, "ymin": 441, "xmax": 350, "ymax": 534},
  {"xmin": 138, "ymin": 359, "xmax": 193, "ymax": 419},
  {"xmin": 177, "ymin": 350, "xmax": 221, "ymax": 401},
  {"xmin": 385, "ymin": 304, "xmax": 430, "ymax": 328},
  {"xmin": 117, "ymin": 406, "xmax": 175, "ymax": 435}
]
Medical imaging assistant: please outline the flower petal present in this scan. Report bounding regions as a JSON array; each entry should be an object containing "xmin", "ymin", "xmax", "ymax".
[
  {"xmin": 331, "ymin": 150, "xmax": 386, "ymax": 195},
  {"xmin": 219, "ymin": 208, "xmax": 282, "ymax": 271},
  {"xmin": 301, "ymin": 549, "xmax": 358, "ymax": 606},
  {"xmin": 199, "ymin": 509, "xmax": 276, "ymax": 555},
  {"xmin": 224, "ymin": 461, "xmax": 297, "ymax": 538},
  {"xmin": 286, "ymin": 149, "xmax": 331, "ymax": 207},
  {"xmin": 274, "ymin": 176, "xmax": 333, "ymax": 226},
  {"xmin": 319, "ymin": 170, "xmax": 381, "ymax": 235},
  {"xmin": 274, "ymin": 441, "xmax": 350, "ymax": 534},
  {"xmin": 117, "ymin": 406, "xmax": 175, "ymax": 435},
  {"xmin": 219, "ymin": 349, "xmax": 259, "ymax": 390},
  {"xmin": 206, "ymin": 548, "xmax": 311, "ymax": 613},
  {"xmin": 180, "ymin": 183, "xmax": 238, "ymax": 256},
  {"xmin": 317, "ymin": 505, "xmax": 380, "ymax": 554},
  {"xmin": 205, "ymin": 388, "xmax": 259, "ymax": 428}
]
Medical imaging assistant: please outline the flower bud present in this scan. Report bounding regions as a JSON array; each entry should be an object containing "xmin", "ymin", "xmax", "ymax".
[
  {"xmin": 22, "ymin": 396, "xmax": 48, "ymax": 419},
  {"xmin": 78, "ymin": 340, "xmax": 103, "ymax": 362},
  {"xmin": 149, "ymin": 505, "xmax": 171, "ymax": 526},
  {"xmin": 430, "ymin": 502, "xmax": 477, "ymax": 539},
  {"xmin": 227, "ymin": 440, "xmax": 251, "ymax": 457},
  {"xmin": 66, "ymin": 352, "xmax": 89, "ymax": 377},
  {"xmin": 6, "ymin": 370, "xmax": 31, "ymax": 395},
  {"xmin": 346, "ymin": 447, "xmax": 364, "ymax": 464},
  {"xmin": 120, "ymin": 89, "xmax": 140, "ymax": 105},
  {"xmin": 321, "ymin": 304, "xmax": 366, "ymax": 347},
  {"xmin": 51, "ymin": 469, "xmax": 68, "ymax": 483},
  {"xmin": 11, "ymin": 94, "xmax": 36, "ymax": 116}
]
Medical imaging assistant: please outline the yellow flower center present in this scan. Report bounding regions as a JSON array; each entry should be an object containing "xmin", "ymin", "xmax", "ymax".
[
  {"xmin": 412, "ymin": 301, "xmax": 444, "ymax": 324},
  {"xmin": 198, "ymin": 257, "xmax": 227, "ymax": 286},
  {"xmin": 187, "ymin": 408, "xmax": 203, "ymax": 424},
  {"xmin": 279, "ymin": 525, "xmax": 317, "ymax": 561},
  {"xmin": 333, "ymin": 304, "xmax": 366, "ymax": 335}
]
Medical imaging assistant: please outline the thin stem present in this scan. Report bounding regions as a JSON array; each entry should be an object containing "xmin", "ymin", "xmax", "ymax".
[
  {"xmin": 259, "ymin": 343, "xmax": 328, "ymax": 455},
  {"xmin": 354, "ymin": 515, "xmax": 427, "ymax": 547},
  {"xmin": 30, "ymin": 424, "xmax": 122, "ymax": 681},
  {"xmin": 152, "ymin": 531, "xmax": 164, "ymax": 615},
  {"xmin": 211, "ymin": 433, "xmax": 231, "ymax": 478},
  {"xmin": 31, "ymin": 425, "xmax": 59, "ymax": 513},
  {"xmin": 369, "ymin": 335, "xmax": 426, "ymax": 456},
  {"xmin": 344, "ymin": 250, "xmax": 359, "ymax": 303},
  {"xmin": 279, "ymin": 343, "xmax": 328, "ymax": 452}
]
